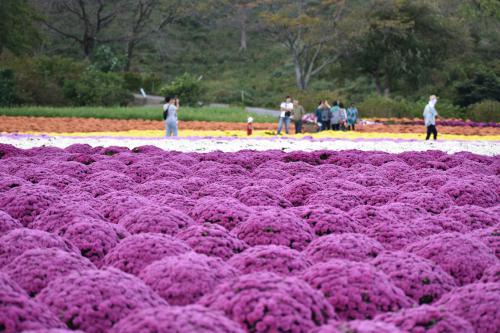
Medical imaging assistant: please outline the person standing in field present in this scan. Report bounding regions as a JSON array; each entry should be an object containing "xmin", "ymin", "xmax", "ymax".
[
  {"xmin": 423, "ymin": 95, "xmax": 439, "ymax": 140},
  {"xmin": 330, "ymin": 101, "xmax": 341, "ymax": 131},
  {"xmin": 321, "ymin": 100, "xmax": 332, "ymax": 131},
  {"xmin": 163, "ymin": 96, "xmax": 179, "ymax": 137},
  {"xmin": 277, "ymin": 96, "xmax": 294, "ymax": 135},
  {"xmin": 347, "ymin": 103, "xmax": 359, "ymax": 131},
  {"xmin": 339, "ymin": 102, "xmax": 347, "ymax": 131},
  {"xmin": 293, "ymin": 99, "xmax": 305, "ymax": 134}
]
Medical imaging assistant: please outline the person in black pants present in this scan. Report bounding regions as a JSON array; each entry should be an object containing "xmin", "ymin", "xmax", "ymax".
[{"xmin": 426, "ymin": 124, "xmax": 438, "ymax": 140}]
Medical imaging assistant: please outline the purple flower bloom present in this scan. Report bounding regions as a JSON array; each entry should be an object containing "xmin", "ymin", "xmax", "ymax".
[
  {"xmin": 301, "ymin": 259, "xmax": 414, "ymax": 320},
  {"xmin": 199, "ymin": 272, "xmax": 336, "ymax": 332},
  {"xmin": 139, "ymin": 252, "xmax": 239, "ymax": 305},
  {"xmin": 231, "ymin": 208, "xmax": 314, "ymax": 251},
  {"xmin": 371, "ymin": 251, "xmax": 456, "ymax": 304},
  {"xmin": 305, "ymin": 233, "xmax": 384, "ymax": 263},
  {"xmin": 111, "ymin": 305, "xmax": 245, "ymax": 333},
  {"xmin": 405, "ymin": 233, "xmax": 497, "ymax": 286},
  {"xmin": 376, "ymin": 305, "xmax": 475, "ymax": 333},
  {"xmin": 36, "ymin": 268, "xmax": 167, "ymax": 333},
  {"xmin": 191, "ymin": 197, "xmax": 253, "ymax": 230},
  {"xmin": 177, "ymin": 224, "xmax": 248, "ymax": 260},
  {"xmin": 102, "ymin": 233, "xmax": 190, "ymax": 275},
  {"xmin": 435, "ymin": 283, "xmax": 500, "ymax": 333},
  {"xmin": 227, "ymin": 245, "xmax": 311, "ymax": 276},
  {"xmin": 119, "ymin": 205, "xmax": 194, "ymax": 235},
  {"xmin": 235, "ymin": 185, "xmax": 292, "ymax": 208},
  {"xmin": 0, "ymin": 210, "xmax": 22, "ymax": 235}
]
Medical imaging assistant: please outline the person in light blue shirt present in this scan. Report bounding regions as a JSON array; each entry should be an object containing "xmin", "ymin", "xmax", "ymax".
[
  {"xmin": 163, "ymin": 96, "xmax": 179, "ymax": 137},
  {"xmin": 347, "ymin": 103, "xmax": 359, "ymax": 131},
  {"xmin": 330, "ymin": 101, "xmax": 341, "ymax": 131},
  {"xmin": 423, "ymin": 95, "xmax": 439, "ymax": 140}
]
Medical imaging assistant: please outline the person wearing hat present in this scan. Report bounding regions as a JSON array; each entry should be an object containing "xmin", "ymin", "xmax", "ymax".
[{"xmin": 423, "ymin": 95, "xmax": 439, "ymax": 140}]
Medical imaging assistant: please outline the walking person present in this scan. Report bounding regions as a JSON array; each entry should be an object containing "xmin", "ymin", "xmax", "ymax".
[
  {"xmin": 163, "ymin": 96, "xmax": 179, "ymax": 137},
  {"xmin": 277, "ymin": 96, "xmax": 294, "ymax": 135},
  {"xmin": 293, "ymin": 99, "xmax": 305, "ymax": 134},
  {"xmin": 423, "ymin": 95, "xmax": 439, "ymax": 140},
  {"xmin": 330, "ymin": 101, "xmax": 341, "ymax": 131},
  {"xmin": 321, "ymin": 100, "xmax": 332, "ymax": 131},
  {"xmin": 347, "ymin": 103, "xmax": 359, "ymax": 131},
  {"xmin": 339, "ymin": 102, "xmax": 347, "ymax": 131},
  {"xmin": 315, "ymin": 101, "xmax": 324, "ymax": 131}
]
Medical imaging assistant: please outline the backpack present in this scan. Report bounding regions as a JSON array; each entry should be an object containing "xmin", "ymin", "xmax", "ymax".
[{"xmin": 163, "ymin": 104, "xmax": 170, "ymax": 121}]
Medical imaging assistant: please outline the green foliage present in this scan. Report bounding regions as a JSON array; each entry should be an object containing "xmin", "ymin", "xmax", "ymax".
[
  {"xmin": 0, "ymin": 0, "xmax": 41, "ymax": 55},
  {"xmin": 290, "ymin": 90, "xmax": 348, "ymax": 114},
  {"xmin": 467, "ymin": 100, "xmax": 500, "ymax": 122},
  {"xmin": 0, "ymin": 69, "xmax": 16, "ymax": 106},
  {"xmin": 358, "ymin": 95, "xmax": 465, "ymax": 119},
  {"xmin": 160, "ymin": 73, "xmax": 205, "ymax": 106},
  {"xmin": 63, "ymin": 69, "xmax": 133, "ymax": 106},
  {"xmin": 90, "ymin": 46, "xmax": 126, "ymax": 73},
  {"xmin": 454, "ymin": 70, "xmax": 500, "ymax": 107},
  {"xmin": 0, "ymin": 106, "xmax": 276, "ymax": 123},
  {"xmin": 122, "ymin": 72, "xmax": 163, "ymax": 95}
]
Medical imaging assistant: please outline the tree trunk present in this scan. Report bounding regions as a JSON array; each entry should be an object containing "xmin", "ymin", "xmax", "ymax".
[
  {"xmin": 240, "ymin": 22, "xmax": 247, "ymax": 51},
  {"xmin": 294, "ymin": 61, "xmax": 306, "ymax": 90},
  {"xmin": 125, "ymin": 39, "xmax": 136, "ymax": 71},
  {"xmin": 384, "ymin": 75, "xmax": 391, "ymax": 97},
  {"xmin": 83, "ymin": 36, "xmax": 95, "ymax": 58}
]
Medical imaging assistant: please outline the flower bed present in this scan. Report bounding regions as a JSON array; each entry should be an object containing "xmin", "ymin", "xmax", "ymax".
[{"xmin": 0, "ymin": 144, "xmax": 498, "ymax": 333}]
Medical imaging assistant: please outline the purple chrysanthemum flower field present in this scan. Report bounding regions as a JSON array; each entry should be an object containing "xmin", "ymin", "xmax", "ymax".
[{"xmin": 0, "ymin": 143, "xmax": 498, "ymax": 333}]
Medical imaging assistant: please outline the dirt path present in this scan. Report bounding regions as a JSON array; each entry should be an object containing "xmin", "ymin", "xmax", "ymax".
[{"xmin": 1, "ymin": 116, "xmax": 499, "ymax": 135}]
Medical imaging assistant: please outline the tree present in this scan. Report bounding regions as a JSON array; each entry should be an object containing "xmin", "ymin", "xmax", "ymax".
[
  {"xmin": 348, "ymin": 0, "xmax": 462, "ymax": 96},
  {"xmin": 34, "ymin": 0, "xmax": 130, "ymax": 58},
  {"xmin": 0, "ymin": 0, "xmax": 41, "ymax": 55},
  {"xmin": 259, "ymin": 0, "xmax": 346, "ymax": 90}
]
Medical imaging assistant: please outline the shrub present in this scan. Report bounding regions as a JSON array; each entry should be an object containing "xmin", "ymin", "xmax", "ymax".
[
  {"xmin": 0, "ymin": 69, "xmax": 16, "ymax": 106},
  {"xmin": 63, "ymin": 69, "xmax": 133, "ymax": 106},
  {"xmin": 159, "ymin": 73, "xmax": 205, "ymax": 106},
  {"xmin": 467, "ymin": 100, "xmax": 500, "ymax": 122}
]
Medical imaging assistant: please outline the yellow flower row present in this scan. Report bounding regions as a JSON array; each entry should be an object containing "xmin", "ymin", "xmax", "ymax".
[{"xmin": 19, "ymin": 130, "xmax": 500, "ymax": 141}]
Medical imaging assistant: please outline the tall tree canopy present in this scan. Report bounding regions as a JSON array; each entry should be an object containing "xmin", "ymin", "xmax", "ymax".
[{"xmin": 0, "ymin": 0, "xmax": 41, "ymax": 55}]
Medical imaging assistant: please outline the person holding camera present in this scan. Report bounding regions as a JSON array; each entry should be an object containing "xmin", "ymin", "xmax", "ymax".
[
  {"xmin": 163, "ymin": 96, "xmax": 180, "ymax": 137},
  {"xmin": 277, "ymin": 96, "xmax": 293, "ymax": 135},
  {"xmin": 292, "ymin": 99, "xmax": 305, "ymax": 134}
]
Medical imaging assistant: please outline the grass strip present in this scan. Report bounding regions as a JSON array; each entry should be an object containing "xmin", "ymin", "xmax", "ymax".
[{"xmin": 0, "ymin": 106, "xmax": 277, "ymax": 123}]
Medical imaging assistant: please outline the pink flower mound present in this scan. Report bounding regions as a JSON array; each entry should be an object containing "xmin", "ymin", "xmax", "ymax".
[
  {"xmin": 304, "ymin": 233, "xmax": 384, "ymax": 263},
  {"xmin": 366, "ymin": 219, "xmax": 443, "ymax": 250},
  {"xmin": 311, "ymin": 320, "xmax": 402, "ymax": 333},
  {"xmin": 102, "ymin": 233, "xmax": 191, "ymax": 275},
  {"xmin": 480, "ymin": 264, "xmax": 500, "ymax": 283},
  {"xmin": 381, "ymin": 203, "xmax": 429, "ymax": 221},
  {"xmin": 0, "ymin": 185, "xmax": 61, "ymax": 226},
  {"xmin": 111, "ymin": 305, "xmax": 245, "ymax": 333},
  {"xmin": 227, "ymin": 245, "xmax": 311, "ymax": 276},
  {"xmin": 0, "ymin": 175, "xmax": 29, "ymax": 193},
  {"xmin": 412, "ymin": 215, "xmax": 467, "ymax": 233},
  {"xmin": 405, "ymin": 233, "xmax": 497, "ymax": 286},
  {"xmin": 149, "ymin": 193, "xmax": 196, "ymax": 215},
  {"xmin": 301, "ymin": 259, "xmax": 413, "ymax": 320},
  {"xmin": 441, "ymin": 205, "xmax": 499, "ymax": 230},
  {"xmin": 37, "ymin": 175, "xmax": 78, "ymax": 190},
  {"xmin": 0, "ymin": 286, "xmax": 64, "ymax": 333},
  {"xmin": 0, "ymin": 210, "xmax": 22, "ymax": 235},
  {"xmin": 31, "ymin": 202, "xmax": 105, "ymax": 233},
  {"xmin": 371, "ymin": 251, "xmax": 456, "ymax": 305},
  {"xmin": 20, "ymin": 330, "xmax": 85, "ymax": 333},
  {"xmin": 305, "ymin": 189, "xmax": 363, "ymax": 212},
  {"xmin": 180, "ymin": 177, "xmax": 210, "ymax": 195},
  {"xmin": 288, "ymin": 205, "xmax": 362, "ymax": 236},
  {"xmin": 3, "ymin": 248, "xmax": 96, "ymax": 297},
  {"xmin": 139, "ymin": 252, "xmax": 239, "ymax": 305},
  {"xmin": 134, "ymin": 180, "xmax": 189, "ymax": 197},
  {"xmin": 469, "ymin": 227, "xmax": 500, "ymax": 259},
  {"xmin": 393, "ymin": 190, "xmax": 453, "ymax": 214},
  {"xmin": 281, "ymin": 179, "xmax": 322, "ymax": 206},
  {"xmin": 435, "ymin": 283, "xmax": 500, "ymax": 333},
  {"xmin": 235, "ymin": 185, "xmax": 292, "ymax": 208},
  {"xmin": 191, "ymin": 197, "xmax": 253, "ymax": 231},
  {"xmin": 176, "ymin": 224, "xmax": 248, "ymax": 260},
  {"xmin": 252, "ymin": 168, "xmax": 290, "ymax": 180},
  {"xmin": 0, "ymin": 272, "xmax": 26, "ymax": 295},
  {"xmin": 440, "ymin": 178, "xmax": 498, "ymax": 207},
  {"xmin": 55, "ymin": 219, "xmax": 129, "ymax": 266},
  {"xmin": 375, "ymin": 305, "xmax": 475, "ymax": 333},
  {"xmin": 119, "ymin": 206, "xmax": 195, "ymax": 235},
  {"xmin": 0, "ymin": 229, "xmax": 78, "ymax": 267},
  {"xmin": 418, "ymin": 174, "xmax": 449, "ymax": 190},
  {"xmin": 231, "ymin": 209, "xmax": 315, "ymax": 251},
  {"xmin": 85, "ymin": 170, "xmax": 136, "ymax": 191},
  {"xmin": 360, "ymin": 187, "xmax": 401, "ymax": 206},
  {"xmin": 194, "ymin": 183, "xmax": 237, "ymax": 199},
  {"xmin": 36, "ymin": 268, "xmax": 167, "ymax": 333},
  {"xmin": 347, "ymin": 174, "xmax": 392, "ymax": 188},
  {"xmin": 348, "ymin": 205, "xmax": 396, "ymax": 229},
  {"xmin": 199, "ymin": 272, "xmax": 336, "ymax": 333},
  {"xmin": 96, "ymin": 191, "xmax": 151, "ymax": 223}
]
